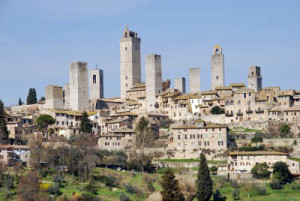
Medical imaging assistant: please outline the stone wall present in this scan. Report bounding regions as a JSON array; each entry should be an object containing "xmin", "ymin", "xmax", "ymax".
[{"xmin": 189, "ymin": 67, "xmax": 200, "ymax": 93}]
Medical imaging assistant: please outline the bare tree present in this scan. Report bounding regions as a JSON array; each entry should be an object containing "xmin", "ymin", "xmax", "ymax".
[{"xmin": 132, "ymin": 117, "xmax": 156, "ymax": 172}]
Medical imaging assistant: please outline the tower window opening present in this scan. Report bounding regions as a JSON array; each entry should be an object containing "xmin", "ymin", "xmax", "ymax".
[
  {"xmin": 93, "ymin": 74, "xmax": 97, "ymax": 83},
  {"xmin": 125, "ymin": 47, "xmax": 127, "ymax": 51},
  {"xmin": 125, "ymin": 33, "xmax": 128, "ymax": 37},
  {"xmin": 216, "ymin": 49, "xmax": 218, "ymax": 53},
  {"xmin": 216, "ymin": 76, "xmax": 219, "ymax": 79},
  {"xmin": 125, "ymin": 76, "xmax": 128, "ymax": 80}
]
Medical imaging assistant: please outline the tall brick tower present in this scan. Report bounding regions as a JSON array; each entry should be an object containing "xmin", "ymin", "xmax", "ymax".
[{"xmin": 120, "ymin": 25, "xmax": 141, "ymax": 99}]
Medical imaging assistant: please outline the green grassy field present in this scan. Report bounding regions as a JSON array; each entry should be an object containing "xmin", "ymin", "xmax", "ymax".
[{"xmin": 1, "ymin": 168, "xmax": 300, "ymax": 201}]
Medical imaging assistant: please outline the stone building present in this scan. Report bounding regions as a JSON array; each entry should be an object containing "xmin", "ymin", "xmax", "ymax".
[
  {"xmin": 120, "ymin": 25, "xmax": 141, "ymax": 99},
  {"xmin": 228, "ymin": 151, "xmax": 299, "ymax": 174},
  {"xmin": 69, "ymin": 61, "xmax": 89, "ymax": 111},
  {"xmin": 189, "ymin": 67, "xmax": 200, "ymax": 93},
  {"xmin": 174, "ymin": 77, "xmax": 186, "ymax": 93},
  {"xmin": 169, "ymin": 120, "xmax": 228, "ymax": 159},
  {"xmin": 211, "ymin": 45, "xmax": 224, "ymax": 90},
  {"xmin": 45, "ymin": 85, "xmax": 64, "ymax": 110},
  {"xmin": 89, "ymin": 69, "xmax": 104, "ymax": 99},
  {"xmin": 146, "ymin": 54, "xmax": 162, "ymax": 112},
  {"xmin": 248, "ymin": 66, "xmax": 262, "ymax": 92}
]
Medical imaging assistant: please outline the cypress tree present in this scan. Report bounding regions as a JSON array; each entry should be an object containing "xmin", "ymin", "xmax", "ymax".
[
  {"xmin": 196, "ymin": 153, "xmax": 213, "ymax": 201},
  {"xmin": 0, "ymin": 99, "xmax": 9, "ymax": 144},
  {"xmin": 80, "ymin": 111, "xmax": 93, "ymax": 134},
  {"xmin": 26, "ymin": 88, "xmax": 37, "ymax": 105},
  {"xmin": 161, "ymin": 168, "xmax": 185, "ymax": 201},
  {"xmin": 18, "ymin": 98, "xmax": 22, "ymax": 106}
]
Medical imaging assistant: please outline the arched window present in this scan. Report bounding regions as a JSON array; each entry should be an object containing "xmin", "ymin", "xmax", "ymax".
[
  {"xmin": 230, "ymin": 101, "xmax": 234, "ymax": 105},
  {"xmin": 93, "ymin": 74, "xmax": 96, "ymax": 83}
]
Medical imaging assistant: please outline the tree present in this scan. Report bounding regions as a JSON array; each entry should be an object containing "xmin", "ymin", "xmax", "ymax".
[
  {"xmin": 210, "ymin": 106, "xmax": 225, "ymax": 115},
  {"xmin": 196, "ymin": 153, "xmax": 213, "ymax": 201},
  {"xmin": 0, "ymin": 99, "xmax": 9, "ymax": 144},
  {"xmin": 273, "ymin": 161, "xmax": 292, "ymax": 184},
  {"xmin": 26, "ymin": 88, "xmax": 37, "ymax": 105},
  {"xmin": 251, "ymin": 133, "xmax": 263, "ymax": 144},
  {"xmin": 161, "ymin": 168, "xmax": 184, "ymax": 201},
  {"xmin": 279, "ymin": 124, "xmax": 292, "ymax": 138},
  {"xmin": 210, "ymin": 166, "xmax": 218, "ymax": 175},
  {"xmin": 80, "ymin": 111, "xmax": 93, "ymax": 134},
  {"xmin": 18, "ymin": 98, "xmax": 22, "ymax": 106},
  {"xmin": 133, "ymin": 117, "xmax": 156, "ymax": 172},
  {"xmin": 251, "ymin": 162, "xmax": 271, "ymax": 179},
  {"xmin": 17, "ymin": 171, "xmax": 48, "ymax": 201},
  {"xmin": 39, "ymin": 97, "xmax": 45, "ymax": 102},
  {"xmin": 36, "ymin": 114, "xmax": 55, "ymax": 130}
]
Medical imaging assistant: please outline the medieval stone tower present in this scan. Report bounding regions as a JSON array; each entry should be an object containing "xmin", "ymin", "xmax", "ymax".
[
  {"xmin": 146, "ymin": 54, "xmax": 162, "ymax": 111},
  {"xmin": 211, "ymin": 45, "xmax": 224, "ymax": 90},
  {"xmin": 120, "ymin": 25, "xmax": 141, "ymax": 99},
  {"xmin": 248, "ymin": 66, "xmax": 262, "ymax": 92},
  {"xmin": 189, "ymin": 67, "xmax": 200, "ymax": 93},
  {"xmin": 174, "ymin": 77, "xmax": 186, "ymax": 93},
  {"xmin": 89, "ymin": 69, "xmax": 104, "ymax": 99},
  {"xmin": 45, "ymin": 85, "xmax": 63, "ymax": 110},
  {"xmin": 69, "ymin": 62, "xmax": 89, "ymax": 111},
  {"xmin": 64, "ymin": 83, "xmax": 70, "ymax": 109}
]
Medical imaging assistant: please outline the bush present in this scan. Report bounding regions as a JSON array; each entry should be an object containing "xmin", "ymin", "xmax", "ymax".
[
  {"xmin": 251, "ymin": 162, "xmax": 271, "ymax": 179},
  {"xmin": 94, "ymin": 175, "xmax": 117, "ymax": 187},
  {"xmin": 291, "ymin": 182, "xmax": 300, "ymax": 190},
  {"xmin": 232, "ymin": 189, "xmax": 240, "ymax": 200},
  {"xmin": 143, "ymin": 174, "xmax": 155, "ymax": 192},
  {"xmin": 256, "ymin": 185, "xmax": 267, "ymax": 195},
  {"xmin": 120, "ymin": 192, "xmax": 130, "ymax": 201},
  {"xmin": 78, "ymin": 193, "xmax": 102, "ymax": 201},
  {"xmin": 279, "ymin": 124, "xmax": 292, "ymax": 138},
  {"xmin": 124, "ymin": 183, "xmax": 141, "ymax": 195},
  {"xmin": 270, "ymin": 180, "xmax": 282, "ymax": 190},
  {"xmin": 85, "ymin": 180, "xmax": 98, "ymax": 194},
  {"xmin": 273, "ymin": 161, "xmax": 292, "ymax": 184},
  {"xmin": 48, "ymin": 184, "xmax": 62, "ymax": 195},
  {"xmin": 211, "ymin": 106, "xmax": 225, "ymax": 115},
  {"xmin": 251, "ymin": 133, "xmax": 263, "ymax": 144},
  {"xmin": 210, "ymin": 166, "xmax": 218, "ymax": 175},
  {"xmin": 213, "ymin": 189, "xmax": 227, "ymax": 201},
  {"xmin": 239, "ymin": 145, "xmax": 264, "ymax": 151},
  {"xmin": 53, "ymin": 173, "xmax": 64, "ymax": 186}
]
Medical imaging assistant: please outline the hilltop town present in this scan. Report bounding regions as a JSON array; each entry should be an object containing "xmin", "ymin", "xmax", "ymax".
[{"xmin": 1, "ymin": 26, "xmax": 300, "ymax": 200}]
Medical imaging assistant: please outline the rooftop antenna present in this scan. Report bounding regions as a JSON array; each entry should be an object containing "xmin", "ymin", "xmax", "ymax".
[{"xmin": 95, "ymin": 63, "xmax": 98, "ymax": 70}]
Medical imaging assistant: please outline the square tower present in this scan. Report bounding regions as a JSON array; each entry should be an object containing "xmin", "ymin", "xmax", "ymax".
[
  {"xmin": 69, "ymin": 61, "xmax": 89, "ymax": 111},
  {"xmin": 211, "ymin": 45, "xmax": 224, "ymax": 90},
  {"xmin": 45, "ymin": 85, "xmax": 63, "ymax": 110},
  {"xmin": 146, "ymin": 54, "xmax": 162, "ymax": 111},
  {"xmin": 248, "ymin": 66, "xmax": 262, "ymax": 92},
  {"xmin": 89, "ymin": 69, "xmax": 104, "ymax": 99},
  {"xmin": 120, "ymin": 25, "xmax": 141, "ymax": 99},
  {"xmin": 63, "ymin": 83, "xmax": 70, "ymax": 110},
  {"xmin": 174, "ymin": 77, "xmax": 186, "ymax": 93},
  {"xmin": 189, "ymin": 67, "xmax": 200, "ymax": 93}
]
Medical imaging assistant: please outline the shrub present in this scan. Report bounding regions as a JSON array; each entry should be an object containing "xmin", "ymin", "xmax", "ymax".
[
  {"xmin": 270, "ymin": 180, "xmax": 282, "ymax": 190},
  {"xmin": 94, "ymin": 175, "xmax": 117, "ymax": 187},
  {"xmin": 232, "ymin": 189, "xmax": 240, "ymax": 200},
  {"xmin": 124, "ymin": 183, "xmax": 141, "ymax": 195},
  {"xmin": 53, "ymin": 173, "xmax": 64, "ymax": 187},
  {"xmin": 230, "ymin": 180, "xmax": 240, "ymax": 189},
  {"xmin": 251, "ymin": 162, "xmax": 271, "ymax": 179},
  {"xmin": 273, "ymin": 161, "xmax": 292, "ymax": 184},
  {"xmin": 40, "ymin": 183, "xmax": 51, "ymax": 190},
  {"xmin": 291, "ymin": 182, "xmax": 300, "ymax": 190},
  {"xmin": 48, "ymin": 184, "xmax": 62, "ymax": 196},
  {"xmin": 239, "ymin": 145, "xmax": 264, "ymax": 151},
  {"xmin": 85, "ymin": 180, "xmax": 98, "ymax": 194},
  {"xmin": 256, "ymin": 185, "xmax": 267, "ymax": 195},
  {"xmin": 78, "ymin": 193, "xmax": 102, "ymax": 201},
  {"xmin": 251, "ymin": 133, "xmax": 263, "ymax": 144},
  {"xmin": 143, "ymin": 174, "xmax": 155, "ymax": 192},
  {"xmin": 279, "ymin": 124, "xmax": 291, "ymax": 138},
  {"xmin": 211, "ymin": 106, "xmax": 225, "ymax": 115},
  {"xmin": 213, "ymin": 189, "xmax": 227, "ymax": 201},
  {"xmin": 210, "ymin": 166, "xmax": 218, "ymax": 175},
  {"xmin": 120, "ymin": 192, "xmax": 130, "ymax": 201}
]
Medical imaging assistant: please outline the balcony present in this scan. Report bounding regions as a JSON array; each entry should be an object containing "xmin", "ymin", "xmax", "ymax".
[
  {"xmin": 225, "ymin": 112, "xmax": 233, "ymax": 117},
  {"xmin": 236, "ymin": 112, "xmax": 243, "ymax": 116},
  {"xmin": 255, "ymin": 109, "xmax": 265, "ymax": 114}
]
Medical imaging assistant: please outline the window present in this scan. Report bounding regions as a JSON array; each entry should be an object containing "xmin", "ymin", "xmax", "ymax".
[
  {"xmin": 93, "ymin": 74, "xmax": 97, "ymax": 83},
  {"xmin": 184, "ymin": 135, "xmax": 187, "ymax": 139},
  {"xmin": 198, "ymin": 141, "xmax": 201, "ymax": 146},
  {"xmin": 125, "ymin": 76, "xmax": 128, "ymax": 80},
  {"xmin": 178, "ymin": 135, "xmax": 180, "ymax": 140},
  {"xmin": 125, "ymin": 47, "xmax": 127, "ymax": 50},
  {"xmin": 218, "ymin": 141, "xmax": 223, "ymax": 146}
]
